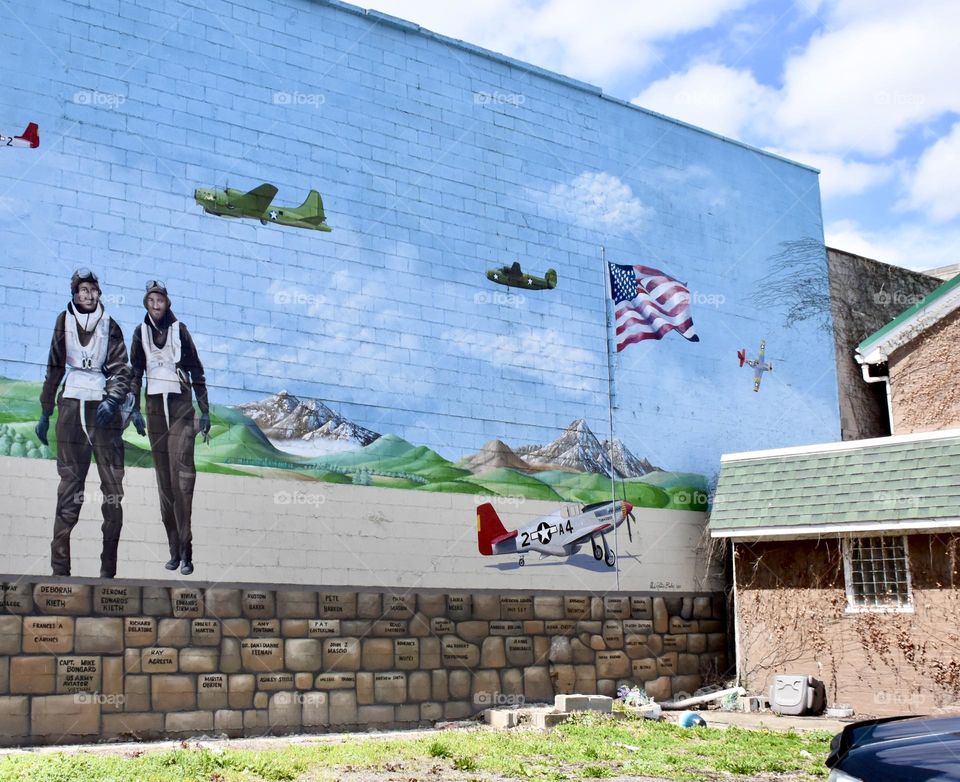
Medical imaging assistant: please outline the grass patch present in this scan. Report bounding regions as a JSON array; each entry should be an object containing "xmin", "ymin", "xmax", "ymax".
[{"xmin": 0, "ymin": 715, "xmax": 833, "ymax": 782}]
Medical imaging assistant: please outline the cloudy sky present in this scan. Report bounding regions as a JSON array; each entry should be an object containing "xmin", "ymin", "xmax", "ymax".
[{"xmin": 367, "ymin": 0, "xmax": 959, "ymax": 272}]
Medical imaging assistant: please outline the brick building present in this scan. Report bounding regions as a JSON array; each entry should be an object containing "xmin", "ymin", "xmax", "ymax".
[{"xmin": 710, "ymin": 272, "xmax": 960, "ymax": 717}]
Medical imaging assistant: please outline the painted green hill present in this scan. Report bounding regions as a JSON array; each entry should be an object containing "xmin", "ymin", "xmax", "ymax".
[{"xmin": 469, "ymin": 468, "xmax": 564, "ymax": 501}]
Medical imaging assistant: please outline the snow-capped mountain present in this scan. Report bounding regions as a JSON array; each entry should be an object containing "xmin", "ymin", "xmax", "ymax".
[
  {"xmin": 235, "ymin": 391, "xmax": 379, "ymax": 451},
  {"xmin": 601, "ymin": 438, "xmax": 657, "ymax": 478},
  {"xmin": 514, "ymin": 419, "xmax": 655, "ymax": 478}
]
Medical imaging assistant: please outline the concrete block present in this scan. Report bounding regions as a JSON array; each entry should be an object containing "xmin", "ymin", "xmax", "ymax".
[
  {"xmin": 228, "ymin": 674, "xmax": 255, "ymax": 710},
  {"xmin": 268, "ymin": 692, "xmax": 301, "ymax": 730},
  {"xmin": 93, "ymin": 585, "xmax": 140, "ymax": 616},
  {"xmin": 276, "ymin": 590, "xmax": 317, "ymax": 619},
  {"xmin": 22, "ymin": 616, "xmax": 73, "ymax": 654},
  {"xmin": 170, "ymin": 589, "xmax": 203, "ymax": 619},
  {"xmin": 242, "ymin": 589, "xmax": 275, "ymax": 619},
  {"xmin": 31, "ymin": 694, "xmax": 99, "ymax": 741},
  {"xmin": 33, "ymin": 584, "xmax": 90, "ymax": 615},
  {"xmin": 165, "ymin": 710, "xmax": 213, "ymax": 736},
  {"xmin": 204, "ymin": 589, "xmax": 242, "ymax": 618},
  {"xmin": 124, "ymin": 617, "xmax": 156, "ymax": 647},
  {"xmin": 157, "ymin": 619, "xmax": 190, "ymax": 647},
  {"xmin": 151, "ymin": 675, "xmax": 196, "ymax": 712},
  {"xmin": 214, "ymin": 709, "xmax": 244, "ymax": 737},
  {"xmin": 124, "ymin": 674, "xmax": 150, "ymax": 712},
  {"xmin": 180, "ymin": 647, "xmax": 219, "ymax": 673},
  {"xmin": 0, "ymin": 696, "xmax": 29, "ymax": 743},
  {"xmin": 285, "ymin": 639, "xmax": 322, "ymax": 671},
  {"xmin": 11, "ymin": 656, "xmax": 56, "ymax": 694},
  {"xmin": 102, "ymin": 712, "xmax": 163, "ymax": 741},
  {"xmin": 0, "ymin": 616, "xmax": 21, "ymax": 654},
  {"xmin": 191, "ymin": 619, "xmax": 221, "ymax": 647}
]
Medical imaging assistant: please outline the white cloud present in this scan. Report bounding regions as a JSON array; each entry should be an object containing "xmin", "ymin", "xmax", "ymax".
[
  {"xmin": 825, "ymin": 218, "xmax": 960, "ymax": 271},
  {"xmin": 765, "ymin": 148, "xmax": 896, "ymax": 200},
  {"xmin": 633, "ymin": 63, "xmax": 776, "ymax": 139},
  {"xmin": 366, "ymin": 0, "xmax": 751, "ymax": 85},
  {"xmin": 547, "ymin": 171, "xmax": 652, "ymax": 232},
  {"xmin": 901, "ymin": 122, "xmax": 960, "ymax": 222},
  {"xmin": 775, "ymin": 0, "xmax": 960, "ymax": 155}
]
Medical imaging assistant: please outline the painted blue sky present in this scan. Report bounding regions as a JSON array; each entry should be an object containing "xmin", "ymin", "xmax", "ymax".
[
  {"xmin": 370, "ymin": 0, "xmax": 960, "ymax": 272},
  {"xmin": 0, "ymin": 0, "xmax": 843, "ymax": 479}
]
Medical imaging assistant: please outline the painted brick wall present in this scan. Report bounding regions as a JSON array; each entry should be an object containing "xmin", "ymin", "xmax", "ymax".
[
  {"xmin": 0, "ymin": 0, "xmax": 839, "ymax": 475},
  {"xmin": 0, "ymin": 457, "xmax": 721, "ymax": 592},
  {"xmin": 0, "ymin": 579, "xmax": 727, "ymax": 745}
]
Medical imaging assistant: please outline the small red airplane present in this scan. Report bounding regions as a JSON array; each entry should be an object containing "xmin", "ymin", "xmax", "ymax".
[{"xmin": 1, "ymin": 123, "xmax": 39, "ymax": 149}]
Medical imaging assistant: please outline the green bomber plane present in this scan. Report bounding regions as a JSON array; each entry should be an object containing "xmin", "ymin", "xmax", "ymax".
[
  {"xmin": 486, "ymin": 261, "xmax": 557, "ymax": 290},
  {"xmin": 194, "ymin": 183, "xmax": 332, "ymax": 232}
]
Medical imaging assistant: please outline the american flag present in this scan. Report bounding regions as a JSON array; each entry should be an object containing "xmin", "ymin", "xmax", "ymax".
[{"xmin": 607, "ymin": 262, "xmax": 699, "ymax": 351}]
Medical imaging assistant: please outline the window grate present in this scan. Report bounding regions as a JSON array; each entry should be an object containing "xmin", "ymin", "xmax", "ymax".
[{"xmin": 845, "ymin": 536, "xmax": 911, "ymax": 609}]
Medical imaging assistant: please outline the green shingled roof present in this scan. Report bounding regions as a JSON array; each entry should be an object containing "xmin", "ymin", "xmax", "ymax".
[
  {"xmin": 858, "ymin": 272, "xmax": 960, "ymax": 354},
  {"xmin": 709, "ymin": 432, "xmax": 960, "ymax": 535}
]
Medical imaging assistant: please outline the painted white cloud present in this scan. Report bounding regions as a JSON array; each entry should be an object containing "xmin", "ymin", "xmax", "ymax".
[
  {"xmin": 548, "ymin": 172, "xmax": 652, "ymax": 232},
  {"xmin": 633, "ymin": 63, "xmax": 776, "ymax": 139},
  {"xmin": 765, "ymin": 148, "xmax": 896, "ymax": 200},
  {"xmin": 901, "ymin": 122, "xmax": 960, "ymax": 222},
  {"xmin": 448, "ymin": 327, "xmax": 602, "ymax": 394}
]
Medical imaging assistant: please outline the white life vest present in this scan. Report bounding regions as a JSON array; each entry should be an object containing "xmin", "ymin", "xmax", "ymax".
[
  {"xmin": 141, "ymin": 321, "xmax": 182, "ymax": 396},
  {"xmin": 63, "ymin": 305, "xmax": 111, "ymax": 401}
]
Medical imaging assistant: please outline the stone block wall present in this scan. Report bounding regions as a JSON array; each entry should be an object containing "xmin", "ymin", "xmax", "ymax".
[{"xmin": 0, "ymin": 579, "xmax": 726, "ymax": 745}]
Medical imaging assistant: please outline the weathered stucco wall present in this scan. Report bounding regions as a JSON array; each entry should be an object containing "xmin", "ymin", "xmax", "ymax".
[
  {"xmin": 888, "ymin": 308, "xmax": 960, "ymax": 434},
  {"xmin": 735, "ymin": 536, "xmax": 960, "ymax": 717},
  {"xmin": 0, "ymin": 579, "xmax": 726, "ymax": 746},
  {"xmin": 827, "ymin": 248, "xmax": 941, "ymax": 441}
]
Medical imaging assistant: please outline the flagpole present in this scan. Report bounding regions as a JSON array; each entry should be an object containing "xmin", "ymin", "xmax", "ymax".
[{"xmin": 600, "ymin": 246, "xmax": 620, "ymax": 591}]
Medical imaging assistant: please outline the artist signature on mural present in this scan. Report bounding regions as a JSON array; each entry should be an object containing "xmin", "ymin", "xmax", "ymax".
[{"xmin": 649, "ymin": 580, "xmax": 682, "ymax": 590}]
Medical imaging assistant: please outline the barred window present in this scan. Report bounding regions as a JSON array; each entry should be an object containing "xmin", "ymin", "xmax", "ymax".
[{"xmin": 843, "ymin": 536, "xmax": 912, "ymax": 611}]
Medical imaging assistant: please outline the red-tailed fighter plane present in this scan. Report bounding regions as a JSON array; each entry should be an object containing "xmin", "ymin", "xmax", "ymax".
[
  {"xmin": 1, "ymin": 123, "xmax": 39, "ymax": 149},
  {"xmin": 477, "ymin": 499, "xmax": 634, "ymax": 568},
  {"xmin": 738, "ymin": 339, "xmax": 773, "ymax": 392}
]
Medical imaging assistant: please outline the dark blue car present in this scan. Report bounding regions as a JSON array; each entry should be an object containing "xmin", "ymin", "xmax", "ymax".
[{"xmin": 827, "ymin": 715, "xmax": 960, "ymax": 781}]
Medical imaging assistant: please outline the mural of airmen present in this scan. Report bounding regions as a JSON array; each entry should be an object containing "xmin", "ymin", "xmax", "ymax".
[
  {"xmin": 36, "ymin": 269, "xmax": 130, "ymax": 578},
  {"xmin": 129, "ymin": 281, "xmax": 210, "ymax": 576}
]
